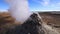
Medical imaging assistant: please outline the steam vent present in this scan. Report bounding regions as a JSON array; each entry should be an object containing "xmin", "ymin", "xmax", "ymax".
[{"xmin": 6, "ymin": 0, "xmax": 32, "ymax": 23}]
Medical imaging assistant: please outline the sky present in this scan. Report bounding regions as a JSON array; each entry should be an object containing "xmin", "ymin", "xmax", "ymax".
[{"xmin": 0, "ymin": 0, "xmax": 60, "ymax": 11}]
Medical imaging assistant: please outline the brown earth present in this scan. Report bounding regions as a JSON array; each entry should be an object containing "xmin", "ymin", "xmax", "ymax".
[
  {"xmin": 0, "ymin": 12, "xmax": 15, "ymax": 25},
  {"xmin": 39, "ymin": 12, "xmax": 60, "ymax": 34}
]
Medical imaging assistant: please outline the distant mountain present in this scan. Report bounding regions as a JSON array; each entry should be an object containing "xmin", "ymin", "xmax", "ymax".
[{"xmin": 0, "ymin": 10, "xmax": 8, "ymax": 12}]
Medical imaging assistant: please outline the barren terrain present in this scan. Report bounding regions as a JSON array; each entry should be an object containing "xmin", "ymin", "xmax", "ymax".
[{"xmin": 0, "ymin": 12, "xmax": 60, "ymax": 34}]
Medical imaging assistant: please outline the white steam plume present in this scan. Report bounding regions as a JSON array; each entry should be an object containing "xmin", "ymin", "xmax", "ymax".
[{"xmin": 6, "ymin": 0, "xmax": 32, "ymax": 24}]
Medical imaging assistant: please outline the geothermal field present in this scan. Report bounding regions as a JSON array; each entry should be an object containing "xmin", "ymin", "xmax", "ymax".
[
  {"xmin": 0, "ymin": 11, "xmax": 60, "ymax": 34},
  {"xmin": 0, "ymin": 0, "xmax": 60, "ymax": 34}
]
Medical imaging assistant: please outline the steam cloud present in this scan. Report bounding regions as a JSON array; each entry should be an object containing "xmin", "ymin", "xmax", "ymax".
[{"xmin": 6, "ymin": 0, "xmax": 32, "ymax": 23}]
